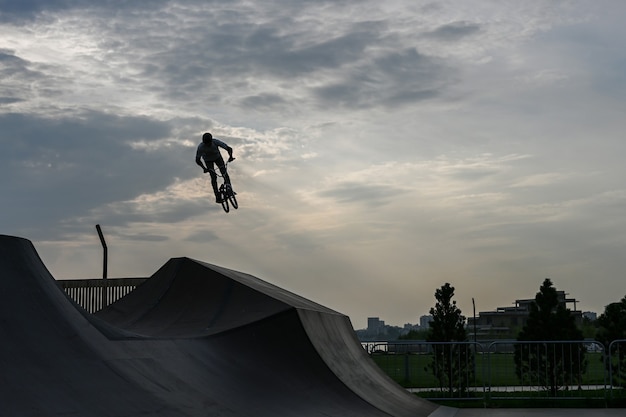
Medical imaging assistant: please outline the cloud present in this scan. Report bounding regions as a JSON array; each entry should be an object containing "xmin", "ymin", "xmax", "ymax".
[
  {"xmin": 0, "ymin": 0, "xmax": 69, "ymax": 21},
  {"xmin": 246, "ymin": 26, "xmax": 381, "ymax": 78},
  {"xmin": 0, "ymin": 110, "xmax": 189, "ymax": 237},
  {"xmin": 0, "ymin": 0, "xmax": 171, "ymax": 22},
  {"xmin": 0, "ymin": 48, "xmax": 60, "ymax": 104},
  {"xmin": 117, "ymin": 232, "xmax": 169, "ymax": 242},
  {"xmin": 423, "ymin": 21, "xmax": 482, "ymax": 41},
  {"xmin": 317, "ymin": 182, "xmax": 404, "ymax": 207},
  {"xmin": 2, "ymin": 3, "xmax": 454, "ymax": 115},
  {"xmin": 185, "ymin": 229, "xmax": 221, "ymax": 243},
  {"xmin": 314, "ymin": 46, "xmax": 454, "ymax": 109},
  {"xmin": 84, "ymin": 177, "xmax": 219, "ymax": 228},
  {"xmin": 238, "ymin": 93, "xmax": 288, "ymax": 111}
]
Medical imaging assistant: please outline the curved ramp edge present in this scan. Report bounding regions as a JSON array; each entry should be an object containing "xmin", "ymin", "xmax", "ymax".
[{"xmin": 299, "ymin": 309, "xmax": 439, "ymax": 417}]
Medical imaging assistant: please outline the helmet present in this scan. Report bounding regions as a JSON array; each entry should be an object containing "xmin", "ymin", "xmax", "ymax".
[{"xmin": 202, "ymin": 132, "xmax": 213, "ymax": 144}]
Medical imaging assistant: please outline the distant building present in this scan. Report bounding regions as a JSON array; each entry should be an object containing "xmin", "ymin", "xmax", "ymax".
[
  {"xmin": 401, "ymin": 323, "xmax": 411, "ymax": 332},
  {"xmin": 419, "ymin": 315, "xmax": 433, "ymax": 329},
  {"xmin": 467, "ymin": 290, "xmax": 583, "ymax": 340},
  {"xmin": 367, "ymin": 317, "xmax": 385, "ymax": 333}
]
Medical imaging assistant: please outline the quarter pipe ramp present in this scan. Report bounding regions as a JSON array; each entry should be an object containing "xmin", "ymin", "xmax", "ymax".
[{"xmin": 0, "ymin": 234, "xmax": 444, "ymax": 417}]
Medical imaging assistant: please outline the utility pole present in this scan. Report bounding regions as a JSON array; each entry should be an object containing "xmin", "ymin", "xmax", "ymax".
[
  {"xmin": 472, "ymin": 298, "xmax": 477, "ymax": 343},
  {"xmin": 95, "ymin": 224, "xmax": 108, "ymax": 308}
]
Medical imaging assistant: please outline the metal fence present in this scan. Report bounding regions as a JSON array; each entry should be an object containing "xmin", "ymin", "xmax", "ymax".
[
  {"xmin": 56, "ymin": 278, "xmax": 147, "ymax": 313},
  {"xmin": 608, "ymin": 339, "xmax": 626, "ymax": 400},
  {"xmin": 367, "ymin": 339, "xmax": 626, "ymax": 403},
  {"xmin": 487, "ymin": 340, "xmax": 606, "ymax": 401}
]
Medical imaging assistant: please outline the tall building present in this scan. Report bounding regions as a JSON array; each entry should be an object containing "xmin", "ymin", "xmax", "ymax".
[
  {"xmin": 367, "ymin": 317, "xmax": 385, "ymax": 333},
  {"xmin": 419, "ymin": 315, "xmax": 433, "ymax": 329}
]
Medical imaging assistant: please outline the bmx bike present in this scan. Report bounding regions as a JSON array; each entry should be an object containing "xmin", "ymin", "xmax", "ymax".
[
  {"xmin": 207, "ymin": 160, "xmax": 238, "ymax": 213},
  {"xmin": 218, "ymin": 182, "xmax": 238, "ymax": 213}
]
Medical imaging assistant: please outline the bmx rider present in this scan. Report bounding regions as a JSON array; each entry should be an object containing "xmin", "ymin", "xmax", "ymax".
[{"xmin": 195, "ymin": 132, "xmax": 235, "ymax": 203}]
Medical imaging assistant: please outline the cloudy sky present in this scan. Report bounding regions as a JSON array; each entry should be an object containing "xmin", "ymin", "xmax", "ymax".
[{"xmin": 2, "ymin": 0, "xmax": 626, "ymax": 329}]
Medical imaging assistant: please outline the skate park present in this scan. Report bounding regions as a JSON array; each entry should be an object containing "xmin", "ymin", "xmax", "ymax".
[{"xmin": 0, "ymin": 234, "xmax": 623, "ymax": 417}]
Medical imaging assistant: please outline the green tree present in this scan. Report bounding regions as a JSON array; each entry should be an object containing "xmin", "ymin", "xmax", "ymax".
[
  {"xmin": 426, "ymin": 283, "xmax": 473, "ymax": 395},
  {"xmin": 580, "ymin": 315, "xmax": 598, "ymax": 339},
  {"xmin": 514, "ymin": 278, "xmax": 587, "ymax": 395},
  {"xmin": 596, "ymin": 295, "xmax": 626, "ymax": 387}
]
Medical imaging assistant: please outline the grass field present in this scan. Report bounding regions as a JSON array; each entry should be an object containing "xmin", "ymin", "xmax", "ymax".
[
  {"xmin": 371, "ymin": 352, "xmax": 608, "ymax": 389},
  {"xmin": 369, "ymin": 344, "xmax": 626, "ymax": 407}
]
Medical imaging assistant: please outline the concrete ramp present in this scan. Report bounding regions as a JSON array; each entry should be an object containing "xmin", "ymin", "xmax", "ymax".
[{"xmin": 0, "ymin": 234, "xmax": 442, "ymax": 417}]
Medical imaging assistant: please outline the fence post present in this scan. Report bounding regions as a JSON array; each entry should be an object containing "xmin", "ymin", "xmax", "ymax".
[
  {"xmin": 404, "ymin": 353, "xmax": 410, "ymax": 383},
  {"xmin": 95, "ymin": 224, "xmax": 108, "ymax": 308}
]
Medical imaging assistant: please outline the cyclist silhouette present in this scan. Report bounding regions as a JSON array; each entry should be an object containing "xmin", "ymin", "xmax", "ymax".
[{"xmin": 195, "ymin": 132, "xmax": 235, "ymax": 203}]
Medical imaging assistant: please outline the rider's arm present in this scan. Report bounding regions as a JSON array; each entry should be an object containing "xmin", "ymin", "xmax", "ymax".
[
  {"xmin": 195, "ymin": 147, "xmax": 207, "ymax": 171},
  {"xmin": 214, "ymin": 139, "xmax": 234, "ymax": 160}
]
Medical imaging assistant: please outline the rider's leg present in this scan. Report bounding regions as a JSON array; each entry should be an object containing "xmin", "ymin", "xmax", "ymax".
[
  {"xmin": 207, "ymin": 162, "xmax": 221, "ymax": 202},
  {"xmin": 218, "ymin": 165, "xmax": 234, "ymax": 195},
  {"xmin": 216, "ymin": 156, "xmax": 231, "ymax": 185}
]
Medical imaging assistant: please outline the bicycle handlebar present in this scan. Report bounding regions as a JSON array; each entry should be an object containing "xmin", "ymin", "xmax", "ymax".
[{"xmin": 204, "ymin": 158, "xmax": 235, "ymax": 177}]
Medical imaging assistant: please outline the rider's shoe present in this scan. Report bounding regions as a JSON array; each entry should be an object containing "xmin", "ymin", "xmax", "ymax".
[{"xmin": 215, "ymin": 196, "xmax": 223, "ymax": 203}]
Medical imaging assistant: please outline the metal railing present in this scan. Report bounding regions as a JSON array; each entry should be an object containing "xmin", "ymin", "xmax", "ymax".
[
  {"xmin": 487, "ymin": 340, "xmax": 606, "ymax": 401},
  {"xmin": 368, "ymin": 341, "xmax": 484, "ymax": 401},
  {"xmin": 608, "ymin": 339, "xmax": 626, "ymax": 400},
  {"xmin": 367, "ymin": 339, "xmax": 626, "ymax": 404},
  {"xmin": 56, "ymin": 278, "xmax": 147, "ymax": 313}
]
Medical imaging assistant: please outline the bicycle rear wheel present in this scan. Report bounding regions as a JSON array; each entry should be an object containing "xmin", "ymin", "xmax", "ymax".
[
  {"xmin": 226, "ymin": 184, "xmax": 238, "ymax": 209},
  {"xmin": 219, "ymin": 186, "xmax": 229, "ymax": 213}
]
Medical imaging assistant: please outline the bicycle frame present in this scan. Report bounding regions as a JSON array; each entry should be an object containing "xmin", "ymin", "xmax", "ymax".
[
  {"xmin": 205, "ymin": 160, "xmax": 237, "ymax": 212},
  {"xmin": 205, "ymin": 160, "xmax": 232, "ymax": 178}
]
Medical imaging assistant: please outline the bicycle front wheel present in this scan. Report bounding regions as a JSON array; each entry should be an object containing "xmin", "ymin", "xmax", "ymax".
[
  {"xmin": 224, "ymin": 184, "xmax": 238, "ymax": 210},
  {"xmin": 219, "ymin": 188, "xmax": 229, "ymax": 213},
  {"xmin": 228, "ymin": 193, "xmax": 238, "ymax": 209}
]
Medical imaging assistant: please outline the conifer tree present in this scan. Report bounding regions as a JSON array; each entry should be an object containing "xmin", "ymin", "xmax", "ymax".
[
  {"xmin": 514, "ymin": 278, "xmax": 586, "ymax": 395},
  {"xmin": 426, "ymin": 283, "xmax": 473, "ymax": 394}
]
